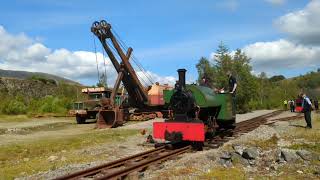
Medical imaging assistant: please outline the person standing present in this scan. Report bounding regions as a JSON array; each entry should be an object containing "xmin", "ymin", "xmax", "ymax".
[
  {"xmin": 314, "ymin": 99, "xmax": 319, "ymax": 111},
  {"xmin": 292, "ymin": 99, "xmax": 295, "ymax": 112},
  {"xmin": 283, "ymin": 100, "xmax": 288, "ymax": 110},
  {"xmin": 200, "ymin": 75, "xmax": 210, "ymax": 87},
  {"xmin": 289, "ymin": 99, "xmax": 295, "ymax": 112},
  {"xmin": 302, "ymin": 93, "xmax": 312, "ymax": 129},
  {"xmin": 227, "ymin": 71, "xmax": 237, "ymax": 117}
]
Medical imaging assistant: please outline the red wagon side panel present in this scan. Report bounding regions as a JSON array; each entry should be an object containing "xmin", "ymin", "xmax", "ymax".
[
  {"xmin": 153, "ymin": 122, "xmax": 205, "ymax": 142},
  {"xmin": 295, "ymin": 106, "xmax": 303, "ymax": 112}
]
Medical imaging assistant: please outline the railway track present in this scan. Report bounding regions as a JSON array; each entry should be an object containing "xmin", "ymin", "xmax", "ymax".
[
  {"xmin": 54, "ymin": 145, "xmax": 192, "ymax": 180},
  {"xmin": 54, "ymin": 110, "xmax": 303, "ymax": 180}
]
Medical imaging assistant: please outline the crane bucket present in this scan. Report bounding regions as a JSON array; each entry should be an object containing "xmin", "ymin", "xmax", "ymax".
[{"xmin": 95, "ymin": 108, "xmax": 126, "ymax": 128}]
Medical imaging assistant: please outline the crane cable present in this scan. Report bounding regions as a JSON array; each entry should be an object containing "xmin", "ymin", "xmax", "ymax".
[
  {"xmin": 111, "ymin": 28, "xmax": 155, "ymax": 85},
  {"xmin": 92, "ymin": 34, "xmax": 100, "ymax": 83},
  {"xmin": 105, "ymin": 39, "xmax": 150, "ymax": 86},
  {"xmin": 99, "ymin": 36, "xmax": 108, "ymax": 87},
  {"xmin": 115, "ymin": 33, "xmax": 154, "ymax": 85}
]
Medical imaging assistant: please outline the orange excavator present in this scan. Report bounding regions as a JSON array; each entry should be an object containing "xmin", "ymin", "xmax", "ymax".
[{"xmin": 91, "ymin": 20, "xmax": 172, "ymax": 128}]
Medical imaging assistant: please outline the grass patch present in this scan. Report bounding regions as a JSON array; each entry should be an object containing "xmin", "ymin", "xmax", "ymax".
[
  {"xmin": 202, "ymin": 167, "xmax": 246, "ymax": 180},
  {"xmin": 282, "ymin": 113, "xmax": 320, "ymax": 143},
  {"xmin": 157, "ymin": 166, "xmax": 200, "ymax": 178},
  {"xmin": 273, "ymin": 163, "xmax": 320, "ymax": 180},
  {"xmin": 245, "ymin": 134, "xmax": 279, "ymax": 150},
  {"xmin": 0, "ymin": 128, "xmax": 139, "ymax": 179},
  {"xmin": 0, "ymin": 114, "xmax": 31, "ymax": 122},
  {"xmin": 287, "ymin": 143, "xmax": 320, "ymax": 154}
]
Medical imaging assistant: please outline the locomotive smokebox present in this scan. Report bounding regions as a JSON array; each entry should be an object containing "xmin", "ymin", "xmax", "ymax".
[{"xmin": 177, "ymin": 69, "xmax": 187, "ymax": 89}]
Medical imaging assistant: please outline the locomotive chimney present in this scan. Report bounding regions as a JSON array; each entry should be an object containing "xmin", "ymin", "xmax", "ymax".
[{"xmin": 177, "ymin": 69, "xmax": 186, "ymax": 89}]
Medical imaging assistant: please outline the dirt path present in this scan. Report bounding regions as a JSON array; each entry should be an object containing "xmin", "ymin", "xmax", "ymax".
[
  {"xmin": 0, "ymin": 117, "xmax": 72, "ymax": 129},
  {"xmin": 0, "ymin": 117, "xmax": 96, "ymax": 146}
]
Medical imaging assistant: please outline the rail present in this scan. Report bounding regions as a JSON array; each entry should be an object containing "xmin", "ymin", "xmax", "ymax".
[{"xmin": 54, "ymin": 110, "xmax": 303, "ymax": 179}]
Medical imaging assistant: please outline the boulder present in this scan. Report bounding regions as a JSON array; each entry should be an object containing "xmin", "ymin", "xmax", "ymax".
[
  {"xmin": 248, "ymin": 159, "xmax": 256, "ymax": 166},
  {"xmin": 220, "ymin": 151, "xmax": 231, "ymax": 160},
  {"xmin": 242, "ymin": 147, "xmax": 259, "ymax": 160},
  {"xmin": 296, "ymin": 150, "xmax": 313, "ymax": 161},
  {"xmin": 231, "ymin": 152, "xmax": 249, "ymax": 166},
  {"xmin": 275, "ymin": 149, "xmax": 285, "ymax": 163},
  {"xmin": 219, "ymin": 158, "xmax": 232, "ymax": 167},
  {"xmin": 281, "ymin": 149, "xmax": 300, "ymax": 163},
  {"xmin": 232, "ymin": 144, "xmax": 244, "ymax": 155}
]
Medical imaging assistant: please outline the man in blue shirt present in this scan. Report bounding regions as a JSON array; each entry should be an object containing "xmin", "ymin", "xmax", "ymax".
[{"xmin": 302, "ymin": 93, "xmax": 312, "ymax": 128}]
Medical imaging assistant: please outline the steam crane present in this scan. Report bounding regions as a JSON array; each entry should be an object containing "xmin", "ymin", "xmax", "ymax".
[{"xmin": 91, "ymin": 20, "xmax": 172, "ymax": 128}]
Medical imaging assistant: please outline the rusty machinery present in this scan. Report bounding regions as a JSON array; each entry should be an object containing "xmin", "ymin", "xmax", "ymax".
[{"xmin": 91, "ymin": 20, "xmax": 172, "ymax": 128}]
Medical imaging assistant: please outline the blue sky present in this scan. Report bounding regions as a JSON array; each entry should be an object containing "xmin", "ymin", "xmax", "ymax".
[{"xmin": 0, "ymin": 0, "xmax": 319, "ymax": 85}]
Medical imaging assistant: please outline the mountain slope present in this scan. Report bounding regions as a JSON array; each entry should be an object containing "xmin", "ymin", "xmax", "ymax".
[{"xmin": 0, "ymin": 69, "xmax": 81, "ymax": 85}]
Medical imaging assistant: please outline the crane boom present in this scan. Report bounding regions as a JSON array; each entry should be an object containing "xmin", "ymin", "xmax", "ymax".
[{"xmin": 91, "ymin": 20, "xmax": 149, "ymax": 107}]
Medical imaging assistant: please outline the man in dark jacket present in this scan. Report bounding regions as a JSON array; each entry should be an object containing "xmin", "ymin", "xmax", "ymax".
[
  {"xmin": 314, "ymin": 99, "xmax": 319, "ymax": 110},
  {"xmin": 227, "ymin": 71, "xmax": 237, "ymax": 117},
  {"xmin": 302, "ymin": 93, "xmax": 312, "ymax": 128}
]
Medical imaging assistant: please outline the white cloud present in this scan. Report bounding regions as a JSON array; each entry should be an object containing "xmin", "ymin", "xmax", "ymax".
[
  {"xmin": 0, "ymin": 25, "xmax": 175, "ymax": 86},
  {"xmin": 222, "ymin": 0, "xmax": 320, "ymax": 76},
  {"xmin": 242, "ymin": 39, "xmax": 320, "ymax": 73},
  {"xmin": 275, "ymin": 0, "xmax": 320, "ymax": 44},
  {"xmin": 137, "ymin": 71, "xmax": 176, "ymax": 86},
  {"xmin": 265, "ymin": 0, "xmax": 286, "ymax": 6}
]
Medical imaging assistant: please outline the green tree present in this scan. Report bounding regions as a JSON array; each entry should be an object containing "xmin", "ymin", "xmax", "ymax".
[
  {"xmin": 196, "ymin": 43, "xmax": 260, "ymax": 113},
  {"xmin": 196, "ymin": 57, "xmax": 215, "ymax": 87},
  {"xmin": 231, "ymin": 49, "xmax": 259, "ymax": 112},
  {"xmin": 269, "ymin": 75, "xmax": 286, "ymax": 82},
  {"xmin": 213, "ymin": 42, "xmax": 233, "ymax": 88}
]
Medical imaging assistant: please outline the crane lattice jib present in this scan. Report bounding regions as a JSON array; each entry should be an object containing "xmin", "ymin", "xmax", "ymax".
[{"xmin": 91, "ymin": 20, "xmax": 149, "ymax": 107}]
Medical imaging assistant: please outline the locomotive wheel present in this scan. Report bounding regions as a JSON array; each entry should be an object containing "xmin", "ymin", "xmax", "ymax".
[{"xmin": 191, "ymin": 142, "xmax": 203, "ymax": 151}]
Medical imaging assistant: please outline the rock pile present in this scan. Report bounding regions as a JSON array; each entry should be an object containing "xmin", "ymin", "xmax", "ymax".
[
  {"xmin": 218, "ymin": 144, "xmax": 320, "ymax": 169},
  {"xmin": 218, "ymin": 145, "xmax": 260, "ymax": 167},
  {"xmin": 277, "ymin": 148, "xmax": 319, "ymax": 163}
]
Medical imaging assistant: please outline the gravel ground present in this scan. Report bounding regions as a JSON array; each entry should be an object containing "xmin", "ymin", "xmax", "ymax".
[
  {"xmin": 0, "ymin": 117, "xmax": 72, "ymax": 129},
  {"xmin": 0, "ymin": 117, "xmax": 86, "ymax": 146},
  {"xmin": 236, "ymin": 110, "xmax": 276, "ymax": 123},
  {"xmin": 142, "ymin": 110, "xmax": 307, "ymax": 179},
  {"xmin": 11, "ymin": 110, "xmax": 304, "ymax": 179},
  {"xmin": 22, "ymin": 134, "xmax": 152, "ymax": 180}
]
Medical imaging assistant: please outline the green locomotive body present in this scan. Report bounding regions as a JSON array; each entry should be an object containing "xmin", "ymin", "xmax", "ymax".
[
  {"xmin": 163, "ymin": 85, "xmax": 234, "ymax": 123},
  {"xmin": 153, "ymin": 69, "xmax": 236, "ymax": 149}
]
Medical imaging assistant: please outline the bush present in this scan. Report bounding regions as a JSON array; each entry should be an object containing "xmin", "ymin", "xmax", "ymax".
[
  {"xmin": 38, "ymin": 96, "xmax": 67, "ymax": 114},
  {"xmin": 29, "ymin": 75, "xmax": 57, "ymax": 85},
  {"xmin": 3, "ymin": 100, "xmax": 27, "ymax": 115}
]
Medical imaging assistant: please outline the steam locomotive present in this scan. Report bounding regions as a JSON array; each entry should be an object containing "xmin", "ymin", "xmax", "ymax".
[{"xmin": 153, "ymin": 69, "xmax": 235, "ymax": 149}]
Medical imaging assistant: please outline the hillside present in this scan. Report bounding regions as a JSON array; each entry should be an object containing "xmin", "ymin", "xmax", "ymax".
[
  {"xmin": 279, "ymin": 71, "xmax": 320, "ymax": 99},
  {"xmin": 0, "ymin": 76, "xmax": 85, "ymax": 116},
  {"xmin": 0, "ymin": 69, "xmax": 81, "ymax": 86}
]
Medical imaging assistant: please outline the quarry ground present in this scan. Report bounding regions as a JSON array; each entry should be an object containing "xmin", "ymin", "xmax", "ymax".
[{"xmin": 0, "ymin": 110, "xmax": 319, "ymax": 180}]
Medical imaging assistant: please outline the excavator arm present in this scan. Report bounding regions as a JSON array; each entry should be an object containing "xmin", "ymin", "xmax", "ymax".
[{"xmin": 91, "ymin": 20, "xmax": 149, "ymax": 107}]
